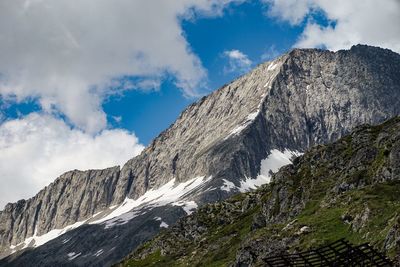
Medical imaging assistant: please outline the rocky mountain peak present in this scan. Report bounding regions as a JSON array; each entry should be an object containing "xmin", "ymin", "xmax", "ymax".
[{"xmin": 1, "ymin": 45, "xmax": 400, "ymax": 265}]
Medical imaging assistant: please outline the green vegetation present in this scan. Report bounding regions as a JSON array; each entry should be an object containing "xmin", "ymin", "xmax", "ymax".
[
  {"xmin": 295, "ymin": 181, "xmax": 400, "ymax": 250},
  {"xmin": 123, "ymin": 250, "xmax": 172, "ymax": 267},
  {"xmin": 120, "ymin": 117, "xmax": 400, "ymax": 267},
  {"xmin": 126, "ymin": 178, "xmax": 400, "ymax": 266}
]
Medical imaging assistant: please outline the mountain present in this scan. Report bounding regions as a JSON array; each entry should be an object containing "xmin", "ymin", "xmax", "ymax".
[
  {"xmin": 1, "ymin": 44, "xmax": 400, "ymax": 266},
  {"xmin": 119, "ymin": 116, "xmax": 400, "ymax": 266}
]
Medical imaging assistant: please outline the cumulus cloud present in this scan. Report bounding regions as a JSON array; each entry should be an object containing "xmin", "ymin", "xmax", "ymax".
[
  {"xmin": 0, "ymin": 0, "xmax": 241, "ymax": 133},
  {"xmin": 0, "ymin": 113, "xmax": 144, "ymax": 208},
  {"xmin": 263, "ymin": 0, "xmax": 400, "ymax": 53},
  {"xmin": 263, "ymin": 0, "xmax": 314, "ymax": 25},
  {"xmin": 223, "ymin": 49, "xmax": 252, "ymax": 74}
]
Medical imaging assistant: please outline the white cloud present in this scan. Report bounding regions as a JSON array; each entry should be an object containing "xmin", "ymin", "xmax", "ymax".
[
  {"xmin": 223, "ymin": 49, "xmax": 252, "ymax": 74},
  {"xmin": 263, "ymin": 0, "xmax": 314, "ymax": 25},
  {"xmin": 112, "ymin": 116, "xmax": 122, "ymax": 123},
  {"xmin": 263, "ymin": 0, "xmax": 400, "ymax": 53},
  {"xmin": 0, "ymin": 0, "xmax": 241, "ymax": 133},
  {"xmin": 0, "ymin": 113, "xmax": 144, "ymax": 208}
]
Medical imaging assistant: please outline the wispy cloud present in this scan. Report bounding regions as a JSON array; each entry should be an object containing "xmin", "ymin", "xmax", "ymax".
[{"xmin": 223, "ymin": 49, "xmax": 252, "ymax": 74}]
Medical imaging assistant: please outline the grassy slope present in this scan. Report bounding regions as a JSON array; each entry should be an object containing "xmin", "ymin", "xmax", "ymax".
[{"xmin": 120, "ymin": 117, "xmax": 400, "ymax": 266}]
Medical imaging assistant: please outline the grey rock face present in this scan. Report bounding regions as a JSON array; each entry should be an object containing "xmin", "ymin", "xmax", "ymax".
[
  {"xmin": 0, "ymin": 167, "xmax": 120, "ymax": 258},
  {"xmin": 114, "ymin": 55, "xmax": 286, "ymax": 200},
  {"xmin": 1, "ymin": 45, "xmax": 400, "ymax": 262},
  {"xmin": 121, "ymin": 45, "xmax": 400, "ymax": 202}
]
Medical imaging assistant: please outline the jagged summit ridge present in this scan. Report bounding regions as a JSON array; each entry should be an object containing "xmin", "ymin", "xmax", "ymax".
[
  {"xmin": 116, "ymin": 55, "xmax": 286, "ymax": 199},
  {"xmin": 1, "ymin": 45, "xmax": 400, "ymax": 264},
  {"xmin": 120, "ymin": 44, "xmax": 400, "ymax": 201}
]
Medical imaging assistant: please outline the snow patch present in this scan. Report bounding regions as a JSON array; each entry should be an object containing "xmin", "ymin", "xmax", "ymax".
[
  {"xmin": 226, "ymin": 112, "xmax": 259, "ymax": 138},
  {"xmin": 264, "ymin": 79, "xmax": 272, "ymax": 88},
  {"xmin": 264, "ymin": 60, "xmax": 281, "ymax": 88},
  {"xmin": 8, "ymin": 176, "xmax": 212, "ymax": 253},
  {"xmin": 9, "ymin": 220, "xmax": 87, "ymax": 253},
  {"xmin": 154, "ymin": 216, "xmax": 169, "ymax": 227},
  {"xmin": 267, "ymin": 62, "xmax": 278, "ymax": 71},
  {"xmin": 228, "ymin": 124, "xmax": 247, "ymax": 137},
  {"xmin": 33, "ymin": 220, "xmax": 87, "ymax": 247},
  {"xmin": 67, "ymin": 252, "xmax": 82, "ymax": 261},
  {"xmin": 173, "ymin": 200, "xmax": 198, "ymax": 215},
  {"xmin": 239, "ymin": 149, "xmax": 302, "ymax": 192},
  {"xmin": 91, "ymin": 211, "xmax": 102, "ymax": 218},
  {"xmin": 61, "ymin": 238, "xmax": 71, "ymax": 244},
  {"xmin": 246, "ymin": 112, "xmax": 258, "ymax": 121},
  {"xmin": 9, "ymin": 244, "xmax": 17, "ymax": 254},
  {"xmin": 239, "ymin": 175, "xmax": 269, "ymax": 192},
  {"xmin": 160, "ymin": 221, "xmax": 169, "ymax": 228},
  {"xmin": 90, "ymin": 176, "xmax": 211, "ymax": 228},
  {"xmin": 220, "ymin": 179, "xmax": 238, "ymax": 192},
  {"xmin": 93, "ymin": 249, "xmax": 104, "ymax": 257}
]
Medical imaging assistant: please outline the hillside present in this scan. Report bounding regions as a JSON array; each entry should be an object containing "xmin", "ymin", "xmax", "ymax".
[{"xmin": 120, "ymin": 116, "xmax": 400, "ymax": 266}]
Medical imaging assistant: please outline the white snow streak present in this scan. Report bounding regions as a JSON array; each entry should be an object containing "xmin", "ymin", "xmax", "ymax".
[
  {"xmin": 153, "ymin": 216, "xmax": 169, "ymax": 228},
  {"xmin": 67, "ymin": 252, "xmax": 82, "ymax": 261},
  {"xmin": 264, "ymin": 60, "xmax": 280, "ymax": 88},
  {"xmin": 9, "ymin": 176, "xmax": 211, "ymax": 254},
  {"xmin": 160, "ymin": 222, "xmax": 169, "ymax": 228},
  {"xmin": 93, "ymin": 249, "xmax": 104, "ymax": 257},
  {"xmin": 61, "ymin": 238, "xmax": 71, "ymax": 244},
  {"xmin": 239, "ymin": 149, "xmax": 302, "ymax": 192},
  {"xmin": 219, "ymin": 149, "xmax": 301, "ymax": 193},
  {"xmin": 226, "ymin": 60, "xmax": 281, "ymax": 139},
  {"xmin": 221, "ymin": 179, "xmax": 237, "ymax": 192},
  {"xmin": 9, "ymin": 220, "xmax": 87, "ymax": 254},
  {"xmin": 91, "ymin": 211, "xmax": 102, "ymax": 218},
  {"xmin": 173, "ymin": 200, "xmax": 198, "ymax": 215},
  {"xmin": 226, "ymin": 112, "xmax": 259, "ymax": 138},
  {"xmin": 90, "ymin": 176, "xmax": 211, "ymax": 228},
  {"xmin": 267, "ymin": 62, "xmax": 278, "ymax": 71}
]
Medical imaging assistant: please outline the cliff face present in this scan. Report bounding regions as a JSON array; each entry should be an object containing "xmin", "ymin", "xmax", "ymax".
[
  {"xmin": 1, "ymin": 45, "xmax": 400, "ymax": 264},
  {"xmin": 0, "ymin": 167, "xmax": 120, "ymax": 252},
  {"xmin": 121, "ymin": 45, "xmax": 400, "ymax": 202},
  {"xmin": 120, "ymin": 116, "xmax": 400, "ymax": 267}
]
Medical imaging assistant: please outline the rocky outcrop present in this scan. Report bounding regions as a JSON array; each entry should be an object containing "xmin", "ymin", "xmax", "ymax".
[
  {"xmin": 1, "ymin": 44, "xmax": 400, "ymax": 263},
  {"xmin": 0, "ymin": 167, "xmax": 120, "ymax": 257},
  {"xmin": 122, "ymin": 116, "xmax": 400, "ymax": 266}
]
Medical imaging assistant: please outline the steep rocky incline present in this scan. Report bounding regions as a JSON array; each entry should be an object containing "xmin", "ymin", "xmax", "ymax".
[
  {"xmin": 121, "ymin": 44, "xmax": 400, "ymax": 204},
  {"xmin": 1, "ymin": 44, "xmax": 400, "ymax": 263},
  {"xmin": 120, "ymin": 116, "xmax": 400, "ymax": 267},
  {"xmin": 0, "ymin": 167, "xmax": 121, "ymax": 257}
]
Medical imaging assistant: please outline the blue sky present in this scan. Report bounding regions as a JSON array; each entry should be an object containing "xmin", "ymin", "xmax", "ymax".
[{"xmin": 0, "ymin": 0, "xmax": 399, "ymax": 207}]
